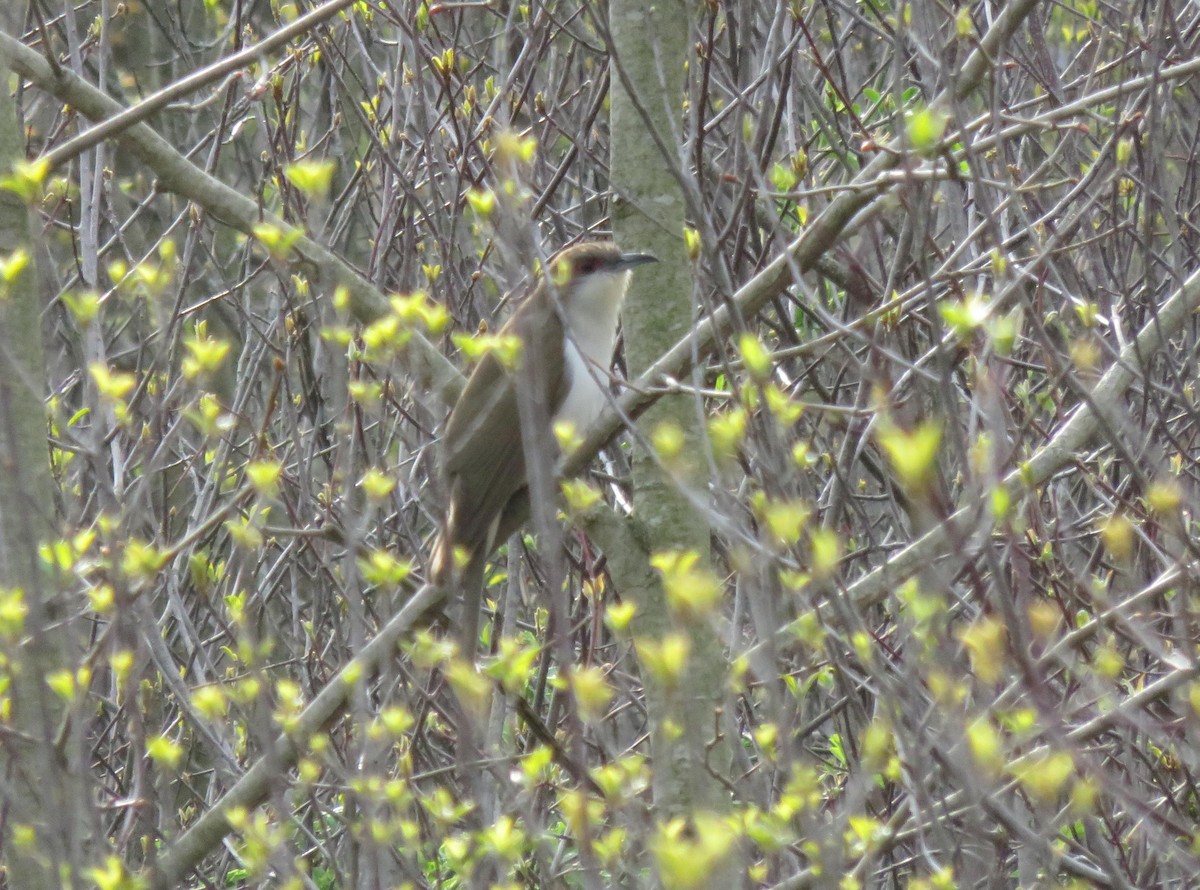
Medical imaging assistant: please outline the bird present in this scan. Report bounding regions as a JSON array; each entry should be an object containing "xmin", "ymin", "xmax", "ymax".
[{"xmin": 430, "ymin": 241, "xmax": 657, "ymax": 647}]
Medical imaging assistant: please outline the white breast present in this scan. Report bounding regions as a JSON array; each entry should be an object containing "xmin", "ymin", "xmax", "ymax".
[
  {"xmin": 553, "ymin": 270, "xmax": 631, "ymax": 432},
  {"xmin": 557, "ymin": 340, "xmax": 608, "ymax": 430}
]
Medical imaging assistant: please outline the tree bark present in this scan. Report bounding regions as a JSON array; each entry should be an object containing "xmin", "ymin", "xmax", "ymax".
[
  {"xmin": 606, "ymin": 2, "xmax": 739, "ymax": 882},
  {"xmin": 0, "ymin": 30, "xmax": 90, "ymax": 886}
]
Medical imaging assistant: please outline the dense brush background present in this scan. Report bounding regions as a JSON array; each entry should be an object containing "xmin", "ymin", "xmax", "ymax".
[{"xmin": 3, "ymin": 1, "xmax": 1200, "ymax": 888}]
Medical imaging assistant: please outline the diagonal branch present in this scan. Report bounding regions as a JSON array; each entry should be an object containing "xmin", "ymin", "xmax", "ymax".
[
  {"xmin": 151, "ymin": 582, "xmax": 446, "ymax": 887},
  {"xmin": 565, "ymin": 0, "xmax": 1041, "ymax": 476},
  {"xmin": 7, "ymin": 0, "xmax": 1043, "ymax": 881},
  {"xmin": 42, "ymin": 0, "xmax": 358, "ymax": 168},
  {"xmin": 840, "ymin": 262, "xmax": 1200, "ymax": 614},
  {"xmin": 0, "ymin": 27, "xmax": 466, "ymax": 408}
]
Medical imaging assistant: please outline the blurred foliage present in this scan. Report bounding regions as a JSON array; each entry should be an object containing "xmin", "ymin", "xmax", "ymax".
[{"xmin": 4, "ymin": 0, "xmax": 1200, "ymax": 887}]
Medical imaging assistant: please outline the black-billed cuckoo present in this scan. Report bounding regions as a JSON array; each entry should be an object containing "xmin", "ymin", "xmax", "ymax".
[{"xmin": 430, "ymin": 241, "xmax": 657, "ymax": 641}]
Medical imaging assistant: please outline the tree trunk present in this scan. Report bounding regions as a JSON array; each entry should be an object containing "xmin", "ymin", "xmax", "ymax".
[
  {"xmin": 607, "ymin": 1, "xmax": 739, "ymax": 883},
  {"xmin": 0, "ymin": 31, "xmax": 90, "ymax": 887}
]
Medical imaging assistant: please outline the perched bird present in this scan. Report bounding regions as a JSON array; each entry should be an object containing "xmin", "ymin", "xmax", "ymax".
[{"xmin": 431, "ymin": 241, "xmax": 657, "ymax": 645}]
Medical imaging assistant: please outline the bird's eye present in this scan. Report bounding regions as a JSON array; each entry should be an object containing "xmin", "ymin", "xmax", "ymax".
[{"xmin": 577, "ymin": 257, "xmax": 600, "ymax": 274}]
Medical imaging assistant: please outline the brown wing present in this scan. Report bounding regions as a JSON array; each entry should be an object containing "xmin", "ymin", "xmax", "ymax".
[
  {"xmin": 438, "ymin": 290, "xmax": 569, "ymax": 565},
  {"xmin": 440, "ymin": 352, "xmax": 524, "ymax": 560}
]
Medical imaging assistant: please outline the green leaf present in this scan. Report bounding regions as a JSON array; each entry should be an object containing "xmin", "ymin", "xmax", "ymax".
[
  {"xmin": 878, "ymin": 421, "xmax": 941, "ymax": 491},
  {"xmin": 283, "ymin": 159, "xmax": 336, "ymax": 198},
  {"xmin": 906, "ymin": 105, "xmax": 948, "ymax": 154}
]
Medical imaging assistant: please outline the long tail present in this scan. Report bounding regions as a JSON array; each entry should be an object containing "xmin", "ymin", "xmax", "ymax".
[
  {"xmin": 429, "ymin": 530, "xmax": 453, "ymax": 587},
  {"xmin": 430, "ymin": 531, "xmax": 488, "ymax": 655}
]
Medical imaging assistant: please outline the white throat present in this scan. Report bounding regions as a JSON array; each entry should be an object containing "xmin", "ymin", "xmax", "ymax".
[{"xmin": 555, "ymin": 270, "xmax": 632, "ymax": 431}]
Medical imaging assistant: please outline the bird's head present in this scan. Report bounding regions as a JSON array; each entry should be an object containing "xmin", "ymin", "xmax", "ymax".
[{"xmin": 547, "ymin": 241, "xmax": 657, "ymax": 312}]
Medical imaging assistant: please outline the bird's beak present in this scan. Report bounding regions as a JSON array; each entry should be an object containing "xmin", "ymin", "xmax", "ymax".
[{"xmin": 615, "ymin": 252, "xmax": 658, "ymax": 271}]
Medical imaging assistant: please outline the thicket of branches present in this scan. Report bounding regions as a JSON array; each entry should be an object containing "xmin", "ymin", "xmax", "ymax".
[{"xmin": 3, "ymin": 0, "xmax": 1200, "ymax": 888}]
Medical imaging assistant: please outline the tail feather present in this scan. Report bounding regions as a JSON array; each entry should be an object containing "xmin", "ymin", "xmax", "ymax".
[
  {"xmin": 430, "ymin": 527, "xmax": 488, "ymax": 654},
  {"xmin": 429, "ymin": 531, "xmax": 452, "ymax": 587}
]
